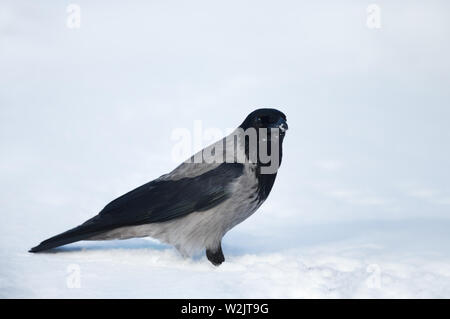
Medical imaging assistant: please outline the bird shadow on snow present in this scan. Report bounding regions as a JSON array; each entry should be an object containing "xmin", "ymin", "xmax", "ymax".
[
  {"xmin": 32, "ymin": 238, "xmax": 242, "ymax": 262},
  {"xmin": 33, "ymin": 239, "xmax": 216, "ymax": 262},
  {"xmin": 38, "ymin": 238, "xmax": 173, "ymax": 254}
]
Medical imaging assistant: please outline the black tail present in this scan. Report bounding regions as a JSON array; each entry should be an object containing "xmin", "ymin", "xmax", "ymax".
[{"xmin": 29, "ymin": 223, "xmax": 106, "ymax": 253}]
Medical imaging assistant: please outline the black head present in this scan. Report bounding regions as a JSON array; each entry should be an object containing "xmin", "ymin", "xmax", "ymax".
[
  {"xmin": 239, "ymin": 108, "xmax": 288, "ymax": 201},
  {"xmin": 238, "ymin": 108, "xmax": 288, "ymax": 170},
  {"xmin": 240, "ymin": 108, "xmax": 288, "ymax": 137}
]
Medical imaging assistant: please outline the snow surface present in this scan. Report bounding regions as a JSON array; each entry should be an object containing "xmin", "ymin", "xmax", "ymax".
[
  {"xmin": 1, "ymin": 0, "xmax": 450, "ymax": 298},
  {"xmin": 2, "ymin": 219, "xmax": 450, "ymax": 298}
]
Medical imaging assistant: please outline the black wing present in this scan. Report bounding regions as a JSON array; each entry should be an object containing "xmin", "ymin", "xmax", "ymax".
[
  {"xmin": 93, "ymin": 162, "xmax": 243, "ymax": 225},
  {"xmin": 30, "ymin": 163, "xmax": 244, "ymax": 252}
]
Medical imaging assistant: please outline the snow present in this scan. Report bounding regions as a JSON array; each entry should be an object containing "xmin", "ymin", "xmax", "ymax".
[
  {"xmin": 1, "ymin": 219, "xmax": 450, "ymax": 298},
  {"xmin": 1, "ymin": 0, "xmax": 450, "ymax": 298}
]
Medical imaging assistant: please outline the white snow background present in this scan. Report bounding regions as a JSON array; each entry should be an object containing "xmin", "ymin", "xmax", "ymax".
[{"xmin": 1, "ymin": 0, "xmax": 450, "ymax": 298}]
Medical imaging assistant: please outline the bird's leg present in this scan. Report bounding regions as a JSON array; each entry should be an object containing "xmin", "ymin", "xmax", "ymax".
[{"xmin": 206, "ymin": 243, "xmax": 225, "ymax": 266}]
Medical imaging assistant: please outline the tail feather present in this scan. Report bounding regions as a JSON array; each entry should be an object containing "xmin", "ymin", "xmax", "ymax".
[{"xmin": 29, "ymin": 224, "xmax": 106, "ymax": 253}]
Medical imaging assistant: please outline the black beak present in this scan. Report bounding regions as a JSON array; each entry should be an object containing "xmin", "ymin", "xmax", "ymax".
[{"xmin": 272, "ymin": 118, "xmax": 288, "ymax": 133}]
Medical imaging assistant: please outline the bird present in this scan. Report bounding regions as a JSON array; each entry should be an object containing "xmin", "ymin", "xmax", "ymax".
[{"xmin": 29, "ymin": 108, "xmax": 288, "ymax": 266}]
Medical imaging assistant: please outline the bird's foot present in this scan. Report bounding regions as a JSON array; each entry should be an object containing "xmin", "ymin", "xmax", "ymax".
[{"xmin": 206, "ymin": 245, "xmax": 225, "ymax": 266}]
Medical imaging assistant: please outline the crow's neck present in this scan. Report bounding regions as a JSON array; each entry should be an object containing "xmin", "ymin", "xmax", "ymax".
[
  {"xmin": 255, "ymin": 169, "xmax": 278, "ymax": 202},
  {"xmin": 234, "ymin": 128, "xmax": 284, "ymax": 202},
  {"xmin": 248, "ymin": 138, "xmax": 283, "ymax": 202}
]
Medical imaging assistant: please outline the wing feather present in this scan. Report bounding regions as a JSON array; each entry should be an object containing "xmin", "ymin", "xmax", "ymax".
[
  {"xmin": 30, "ymin": 163, "xmax": 244, "ymax": 252},
  {"xmin": 85, "ymin": 162, "xmax": 244, "ymax": 228}
]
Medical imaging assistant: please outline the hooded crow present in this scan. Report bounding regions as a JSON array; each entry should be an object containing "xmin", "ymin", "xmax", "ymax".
[{"xmin": 29, "ymin": 108, "xmax": 288, "ymax": 266}]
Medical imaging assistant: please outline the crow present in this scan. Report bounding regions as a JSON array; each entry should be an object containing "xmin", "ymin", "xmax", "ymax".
[{"xmin": 29, "ymin": 108, "xmax": 288, "ymax": 266}]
